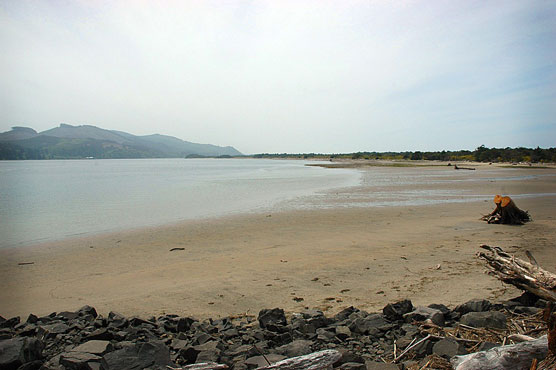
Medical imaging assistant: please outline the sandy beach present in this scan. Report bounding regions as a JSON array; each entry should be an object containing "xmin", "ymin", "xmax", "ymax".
[{"xmin": 1, "ymin": 164, "xmax": 555, "ymax": 319}]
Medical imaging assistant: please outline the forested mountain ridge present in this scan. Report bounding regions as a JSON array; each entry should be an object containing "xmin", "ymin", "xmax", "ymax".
[{"xmin": 0, "ymin": 124, "xmax": 242, "ymax": 159}]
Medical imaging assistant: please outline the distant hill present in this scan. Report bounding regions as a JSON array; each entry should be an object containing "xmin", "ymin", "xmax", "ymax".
[{"xmin": 0, "ymin": 124, "xmax": 242, "ymax": 159}]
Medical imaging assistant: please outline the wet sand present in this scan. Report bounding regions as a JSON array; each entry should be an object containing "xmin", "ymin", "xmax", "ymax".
[{"xmin": 1, "ymin": 165, "xmax": 555, "ymax": 319}]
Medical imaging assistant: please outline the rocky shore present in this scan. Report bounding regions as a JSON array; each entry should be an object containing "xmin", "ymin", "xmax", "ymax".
[{"xmin": 0, "ymin": 293, "xmax": 550, "ymax": 370}]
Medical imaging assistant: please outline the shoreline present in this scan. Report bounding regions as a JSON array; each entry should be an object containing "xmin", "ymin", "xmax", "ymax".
[{"xmin": 1, "ymin": 166, "xmax": 555, "ymax": 320}]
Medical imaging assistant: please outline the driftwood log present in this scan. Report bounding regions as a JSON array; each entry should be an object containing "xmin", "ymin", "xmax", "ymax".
[
  {"xmin": 174, "ymin": 350, "xmax": 341, "ymax": 370},
  {"xmin": 481, "ymin": 195, "xmax": 531, "ymax": 225},
  {"xmin": 450, "ymin": 335, "xmax": 548, "ymax": 370},
  {"xmin": 478, "ymin": 245, "xmax": 556, "ymax": 302},
  {"xmin": 454, "ymin": 164, "xmax": 475, "ymax": 170},
  {"xmin": 479, "ymin": 245, "xmax": 556, "ymax": 368},
  {"xmin": 179, "ymin": 364, "xmax": 229, "ymax": 369}
]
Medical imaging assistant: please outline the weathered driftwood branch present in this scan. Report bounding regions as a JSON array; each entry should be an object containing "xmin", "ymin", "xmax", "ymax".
[
  {"xmin": 478, "ymin": 245, "xmax": 556, "ymax": 302},
  {"xmin": 454, "ymin": 164, "xmax": 475, "ymax": 170},
  {"xmin": 481, "ymin": 195, "xmax": 531, "ymax": 224},
  {"xmin": 451, "ymin": 335, "xmax": 548, "ymax": 370},
  {"xmin": 173, "ymin": 350, "xmax": 341, "ymax": 370},
  {"xmin": 257, "ymin": 350, "xmax": 341, "ymax": 370},
  {"xmin": 177, "ymin": 364, "xmax": 229, "ymax": 369}
]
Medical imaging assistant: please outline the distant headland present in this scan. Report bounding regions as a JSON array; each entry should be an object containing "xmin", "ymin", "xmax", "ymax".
[{"xmin": 0, "ymin": 124, "xmax": 242, "ymax": 160}]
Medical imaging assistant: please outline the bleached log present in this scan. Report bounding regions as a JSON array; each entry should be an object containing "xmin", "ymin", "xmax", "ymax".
[
  {"xmin": 451, "ymin": 335, "xmax": 548, "ymax": 370},
  {"xmin": 172, "ymin": 350, "xmax": 342, "ymax": 370},
  {"xmin": 178, "ymin": 364, "xmax": 228, "ymax": 369},
  {"xmin": 478, "ymin": 245, "xmax": 556, "ymax": 302},
  {"xmin": 257, "ymin": 350, "xmax": 341, "ymax": 370}
]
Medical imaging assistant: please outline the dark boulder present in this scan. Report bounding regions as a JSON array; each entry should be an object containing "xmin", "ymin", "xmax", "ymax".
[
  {"xmin": 365, "ymin": 362, "xmax": 399, "ymax": 369},
  {"xmin": 459, "ymin": 311, "xmax": 506, "ymax": 329},
  {"xmin": 25, "ymin": 315, "xmax": 38, "ymax": 325},
  {"xmin": 404, "ymin": 307, "xmax": 444, "ymax": 327},
  {"xmin": 59, "ymin": 351, "xmax": 102, "ymax": 370},
  {"xmin": 101, "ymin": 341, "xmax": 170, "ymax": 370},
  {"xmin": 42, "ymin": 323, "xmax": 70, "ymax": 336},
  {"xmin": 56, "ymin": 311, "xmax": 79, "ymax": 321},
  {"xmin": 432, "ymin": 338, "xmax": 466, "ymax": 358},
  {"xmin": 76, "ymin": 306, "xmax": 98, "ymax": 319},
  {"xmin": 70, "ymin": 340, "xmax": 113, "ymax": 355},
  {"xmin": 177, "ymin": 317, "xmax": 194, "ymax": 333},
  {"xmin": 107, "ymin": 312, "xmax": 128, "ymax": 329},
  {"xmin": 383, "ymin": 300, "xmax": 413, "ymax": 321},
  {"xmin": 85, "ymin": 328, "xmax": 113, "ymax": 341},
  {"xmin": 258, "ymin": 309, "xmax": 287, "ymax": 332},
  {"xmin": 0, "ymin": 337, "xmax": 43, "ymax": 370},
  {"xmin": 334, "ymin": 306, "xmax": 359, "ymax": 322},
  {"xmin": 337, "ymin": 362, "xmax": 366, "ymax": 370},
  {"xmin": 455, "ymin": 299, "xmax": 492, "ymax": 314},
  {"xmin": 273, "ymin": 340, "xmax": 312, "ymax": 358},
  {"xmin": 244, "ymin": 354, "xmax": 286, "ymax": 369},
  {"xmin": 349, "ymin": 314, "xmax": 390, "ymax": 336},
  {"xmin": 0, "ymin": 318, "xmax": 20, "ymax": 329}
]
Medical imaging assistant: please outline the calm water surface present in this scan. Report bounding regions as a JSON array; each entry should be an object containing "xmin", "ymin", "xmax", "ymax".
[
  {"xmin": 2, "ymin": 159, "xmax": 554, "ymax": 248},
  {"xmin": 0, "ymin": 159, "xmax": 360, "ymax": 248}
]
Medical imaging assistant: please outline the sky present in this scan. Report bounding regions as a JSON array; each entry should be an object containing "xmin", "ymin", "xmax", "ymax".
[{"xmin": 0, "ymin": 0, "xmax": 555, "ymax": 154}]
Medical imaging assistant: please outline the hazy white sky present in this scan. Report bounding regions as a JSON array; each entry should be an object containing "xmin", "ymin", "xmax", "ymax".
[{"xmin": 1, "ymin": 0, "xmax": 554, "ymax": 154}]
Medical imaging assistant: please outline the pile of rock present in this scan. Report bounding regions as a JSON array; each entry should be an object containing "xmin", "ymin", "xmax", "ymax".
[{"xmin": 0, "ymin": 294, "xmax": 548, "ymax": 370}]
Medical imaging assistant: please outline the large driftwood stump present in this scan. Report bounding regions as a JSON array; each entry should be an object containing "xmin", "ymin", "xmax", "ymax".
[
  {"xmin": 477, "ymin": 245, "xmax": 556, "ymax": 302},
  {"xmin": 451, "ymin": 335, "xmax": 548, "ymax": 370},
  {"xmin": 482, "ymin": 195, "xmax": 531, "ymax": 225}
]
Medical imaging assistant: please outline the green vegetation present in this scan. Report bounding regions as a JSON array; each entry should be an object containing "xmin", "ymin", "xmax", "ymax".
[{"xmin": 253, "ymin": 146, "xmax": 556, "ymax": 163}]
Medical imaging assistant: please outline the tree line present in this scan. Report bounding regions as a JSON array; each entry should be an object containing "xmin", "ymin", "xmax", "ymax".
[{"xmin": 253, "ymin": 146, "xmax": 556, "ymax": 163}]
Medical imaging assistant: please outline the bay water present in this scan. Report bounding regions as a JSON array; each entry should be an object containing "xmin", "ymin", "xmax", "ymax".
[{"xmin": 0, "ymin": 159, "xmax": 360, "ymax": 248}]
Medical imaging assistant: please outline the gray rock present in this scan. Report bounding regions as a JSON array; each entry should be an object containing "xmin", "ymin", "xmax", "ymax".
[
  {"xmin": 350, "ymin": 314, "xmax": 390, "ymax": 336},
  {"xmin": 59, "ymin": 351, "xmax": 101, "ymax": 370},
  {"xmin": 107, "ymin": 312, "xmax": 128, "ymax": 329},
  {"xmin": 71, "ymin": 340, "xmax": 113, "ymax": 355},
  {"xmin": 432, "ymin": 338, "xmax": 466, "ymax": 358},
  {"xmin": 316, "ymin": 328, "xmax": 335, "ymax": 341},
  {"xmin": 459, "ymin": 311, "xmax": 506, "ymax": 329},
  {"xmin": 335, "ymin": 326, "xmax": 351, "ymax": 340},
  {"xmin": 0, "ymin": 317, "xmax": 20, "ymax": 329},
  {"xmin": 404, "ymin": 307, "xmax": 444, "ymax": 326},
  {"xmin": 383, "ymin": 299, "xmax": 413, "ymax": 321},
  {"xmin": 512, "ymin": 306, "xmax": 542, "ymax": 315},
  {"xmin": 338, "ymin": 362, "xmax": 366, "ymax": 370},
  {"xmin": 56, "ymin": 311, "xmax": 79, "ymax": 321},
  {"xmin": 85, "ymin": 328, "xmax": 114, "ymax": 340},
  {"xmin": 76, "ymin": 305, "xmax": 98, "ymax": 318},
  {"xmin": 177, "ymin": 317, "xmax": 194, "ymax": 332},
  {"xmin": 42, "ymin": 322, "xmax": 70, "ymax": 335},
  {"xmin": 170, "ymin": 339, "xmax": 189, "ymax": 350},
  {"xmin": 244, "ymin": 354, "xmax": 286, "ymax": 369},
  {"xmin": 365, "ymin": 361, "xmax": 399, "ymax": 369},
  {"xmin": 193, "ymin": 332, "xmax": 212, "ymax": 345},
  {"xmin": 428, "ymin": 303, "xmax": 450, "ymax": 315},
  {"xmin": 455, "ymin": 299, "xmax": 492, "ymax": 314},
  {"xmin": 0, "ymin": 337, "xmax": 43, "ymax": 370},
  {"xmin": 273, "ymin": 340, "xmax": 312, "ymax": 357},
  {"xmin": 258, "ymin": 308, "xmax": 287, "ymax": 332},
  {"xmin": 334, "ymin": 306, "xmax": 359, "ymax": 322},
  {"xmin": 101, "ymin": 340, "xmax": 170, "ymax": 370}
]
